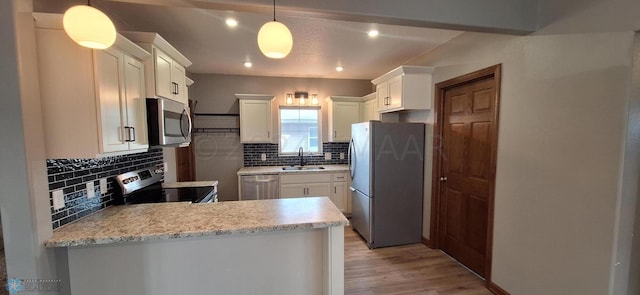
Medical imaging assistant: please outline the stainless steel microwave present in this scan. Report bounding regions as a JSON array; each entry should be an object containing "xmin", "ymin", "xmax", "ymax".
[{"xmin": 146, "ymin": 98, "xmax": 192, "ymax": 147}]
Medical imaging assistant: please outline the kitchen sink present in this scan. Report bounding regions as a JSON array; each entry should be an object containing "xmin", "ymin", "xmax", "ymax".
[{"xmin": 282, "ymin": 166, "xmax": 325, "ymax": 171}]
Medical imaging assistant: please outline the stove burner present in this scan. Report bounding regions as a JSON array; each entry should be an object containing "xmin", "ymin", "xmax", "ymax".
[{"xmin": 114, "ymin": 166, "xmax": 217, "ymax": 205}]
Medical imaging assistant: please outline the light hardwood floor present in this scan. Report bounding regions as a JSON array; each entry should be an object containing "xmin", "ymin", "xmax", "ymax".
[{"xmin": 344, "ymin": 227, "xmax": 492, "ymax": 295}]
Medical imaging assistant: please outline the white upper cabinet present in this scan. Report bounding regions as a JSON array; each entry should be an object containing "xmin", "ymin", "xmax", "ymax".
[
  {"xmin": 34, "ymin": 13, "xmax": 150, "ymax": 158},
  {"xmin": 361, "ymin": 92, "xmax": 380, "ymax": 122},
  {"xmin": 326, "ymin": 96, "xmax": 362, "ymax": 142},
  {"xmin": 121, "ymin": 32, "xmax": 192, "ymax": 105},
  {"xmin": 237, "ymin": 94, "xmax": 274, "ymax": 143},
  {"xmin": 154, "ymin": 49, "xmax": 174, "ymax": 99},
  {"xmin": 372, "ymin": 66, "xmax": 434, "ymax": 113},
  {"xmin": 123, "ymin": 55, "xmax": 149, "ymax": 151},
  {"xmin": 171, "ymin": 61, "xmax": 188, "ymax": 103}
]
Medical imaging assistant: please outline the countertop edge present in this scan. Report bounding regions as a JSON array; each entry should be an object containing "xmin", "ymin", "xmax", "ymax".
[
  {"xmin": 44, "ymin": 220, "xmax": 349, "ymax": 248},
  {"xmin": 237, "ymin": 165, "xmax": 349, "ymax": 176}
]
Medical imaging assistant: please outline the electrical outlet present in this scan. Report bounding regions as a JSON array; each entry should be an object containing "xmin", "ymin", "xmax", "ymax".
[
  {"xmin": 324, "ymin": 152, "xmax": 331, "ymax": 160},
  {"xmin": 86, "ymin": 182, "xmax": 95, "ymax": 199},
  {"xmin": 52, "ymin": 190, "xmax": 65, "ymax": 210},
  {"xmin": 163, "ymin": 161, "xmax": 169, "ymax": 173},
  {"xmin": 99, "ymin": 178, "xmax": 107, "ymax": 195},
  {"xmin": 340, "ymin": 152, "xmax": 345, "ymax": 160},
  {"xmin": 261, "ymin": 153, "xmax": 267, "ymax": 161}
]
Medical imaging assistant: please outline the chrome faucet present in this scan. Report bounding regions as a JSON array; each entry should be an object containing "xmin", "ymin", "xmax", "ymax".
[{"xmin": 298, "ymin": 147, "xmax": 306, "ymax": 166}]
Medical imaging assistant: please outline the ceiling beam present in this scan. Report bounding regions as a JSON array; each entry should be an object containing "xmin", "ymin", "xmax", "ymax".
[{"xmin": 101, "ymin": 0, "xmax": 538, "ymax": 35}]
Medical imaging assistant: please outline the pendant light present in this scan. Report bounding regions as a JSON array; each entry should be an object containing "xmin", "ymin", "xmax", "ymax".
[
  {"xmin": 257, "ymin": 0, "xmax": 293, "ymax": 59},
  {"xmin": 63, "ymin": 0, "xmax": 116, "ymax": 50}
]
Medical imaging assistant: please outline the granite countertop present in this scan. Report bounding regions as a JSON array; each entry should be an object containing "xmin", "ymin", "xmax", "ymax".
[
  {"xmin": 237, "ymin": 164, "xmax": 349, "ymax": 175},
  {"xmin": 45, "ymin": 197, "xmax": 348, "ymax": 248}
]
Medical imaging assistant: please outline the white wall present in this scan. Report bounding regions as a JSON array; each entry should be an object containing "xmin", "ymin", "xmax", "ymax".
[
  {"xmin": 191, "ymin": 73, "xmax": 372, "ymax": 141},
  {"xmin": 403, "ymin": 29, "xmax": 635, "ymax": 294},
  {"xmin": 631, "ymin": 186, "xmax": 640, "ymax": 294},
  {"xmin": 194, "ymin": 133, "xmax": 243, "ymax": 201},
  {"xmin": 1, "ymin": 0, "xmax": 61, "ymax": 290},
  {"xmin": 162, "ymin": 148, "xmax": 177, "ymax": 183},
  {"xmin": 625, "ymin": 35, "xmax": 640, "ymax": 295}
]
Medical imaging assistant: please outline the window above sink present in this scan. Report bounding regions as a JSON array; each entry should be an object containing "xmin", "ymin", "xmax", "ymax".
[{"xmin": 278, "ymin": 106, "xmax": 322, "ymax": 155}]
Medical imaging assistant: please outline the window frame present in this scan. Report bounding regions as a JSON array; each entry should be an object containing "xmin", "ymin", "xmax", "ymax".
[{"xmin": 278, "ymin": 105, "xmax": 323, "ymax": 156}]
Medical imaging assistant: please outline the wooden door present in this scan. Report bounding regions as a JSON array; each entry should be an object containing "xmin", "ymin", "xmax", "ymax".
[{"xmin": 434, "ymin": 65, "xmax": 501, "ymax": 279}]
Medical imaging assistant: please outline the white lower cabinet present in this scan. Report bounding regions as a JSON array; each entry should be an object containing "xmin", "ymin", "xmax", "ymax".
[
  {"xmin": 331, "ymin": 181, "xmax": 348, "ymax": 213},
  {"xmin": 280, "ymin": 173, "xmax": 331, "ymax": 198},
  {"xmin": 280, "ymin": 184, "xmax": 306, "ymax": 198},
  {"xmin": 280, "ymin": 172, "xmax": 350, "ymax": 214}
]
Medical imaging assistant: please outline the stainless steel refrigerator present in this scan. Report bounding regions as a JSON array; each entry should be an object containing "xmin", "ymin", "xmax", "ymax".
[{"xmin": 349, "ymin": 121, "xmax": 424, "ymax": 249}]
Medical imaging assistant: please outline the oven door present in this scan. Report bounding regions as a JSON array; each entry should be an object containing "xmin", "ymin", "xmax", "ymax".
[
  {"xmin": 147, "ymin": 98, "xmax": 192, "ymax": 146},
  {"xmin": 164, "ymin": 186, "xmax": 217, "ymax": 203}
]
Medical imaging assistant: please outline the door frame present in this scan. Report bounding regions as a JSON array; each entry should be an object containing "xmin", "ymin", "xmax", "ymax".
[{"xmin": 429, "ymin": 64, "xmax": 502, "ymax": 290}]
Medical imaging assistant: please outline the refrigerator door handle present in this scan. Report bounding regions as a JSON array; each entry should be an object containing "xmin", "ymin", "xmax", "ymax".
[{"xmin": 349, "ymin": 138, "xmax": 356, "ymax": 179}]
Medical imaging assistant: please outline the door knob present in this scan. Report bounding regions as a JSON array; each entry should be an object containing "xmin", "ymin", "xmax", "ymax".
[{"xmin": 440, "ymin": 176, "xmax": 447, "ymax": 181}]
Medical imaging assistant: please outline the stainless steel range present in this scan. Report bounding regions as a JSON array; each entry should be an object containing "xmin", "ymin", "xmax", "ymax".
[{"xmin": 114, "ymin": 166, "xmax": 217, "ymax": 204}]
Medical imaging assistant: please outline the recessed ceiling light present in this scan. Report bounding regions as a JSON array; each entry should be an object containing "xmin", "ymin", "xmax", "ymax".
[
  {"xmin": 336, "ymin": 66, "xmax": 344, "ymax": 72},
  {"xmin": 368, "ymin": 30, "xmax": 379, "ymax": 38},
  {"xmin": 226, "ymin": 18, "xmax": 238, "ymax": 28},
  {"xmin": 244, "ymin": 61, "xmax": 253, "ymax": 68}
]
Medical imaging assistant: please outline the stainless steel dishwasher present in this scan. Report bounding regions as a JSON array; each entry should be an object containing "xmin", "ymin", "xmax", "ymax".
[{"xmin": 240, "ymin": 175, "xmax": 279, "ymax": 200}]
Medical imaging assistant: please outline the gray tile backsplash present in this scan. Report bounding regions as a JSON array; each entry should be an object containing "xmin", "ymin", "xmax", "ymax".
[
  {"xmin": 243, "ymin": 142, "xmax": 349, "ymax": 167},
  {"xmin": 47, "ymin": 149, "xmax": 164, "ymax": 229}
]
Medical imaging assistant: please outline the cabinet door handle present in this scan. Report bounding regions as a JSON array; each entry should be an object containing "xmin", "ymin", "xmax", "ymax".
[
  {"xmin": 131, "ymin": 127, "xmax": 136, "ymax": 142},
  {"xmin": 334, "ymin": 187, "xmax": 336, "ymax": 194},
  {"xmin": 267, "ymin": 130, "xmax": 270, "ymax": 138},
  {"xmin": 124, "ymin": 126, "xmax": 132, "ymax": 142},
  {"xmin": 171, "ymin": 82, "xmax": 178, "ymax": 95},
  {"xmin": 334, "ymin": 130, "xmax": 337, "ymax": 138}
]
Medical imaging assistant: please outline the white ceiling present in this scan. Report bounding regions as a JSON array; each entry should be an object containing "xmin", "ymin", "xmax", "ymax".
[{"xmin": 96, "ymin": 1, "xmax": 462, "ymax": 79}]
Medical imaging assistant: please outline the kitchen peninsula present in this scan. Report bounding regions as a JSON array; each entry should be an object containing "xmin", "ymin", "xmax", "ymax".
[{"xmin": 46, "ymin": 197, "xmax": 348, "ymax": 295}]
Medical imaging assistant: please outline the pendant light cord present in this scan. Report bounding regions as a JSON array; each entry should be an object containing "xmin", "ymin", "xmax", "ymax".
[{"xmin": 273, "ymin": 0, "xmax": 276, "ymax": 21}]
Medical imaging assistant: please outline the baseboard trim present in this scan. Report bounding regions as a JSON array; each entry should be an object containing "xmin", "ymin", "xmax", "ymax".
[
  {"xmin": 421, "ymin": 237, "xmax": 435, "ymax": 249},
  {"xmin": 487, "ymin": 281, "xmax": 509, "ymax": 295}
]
